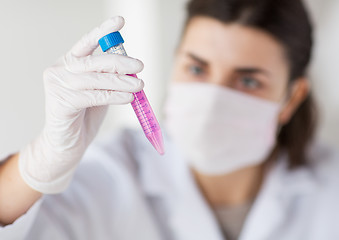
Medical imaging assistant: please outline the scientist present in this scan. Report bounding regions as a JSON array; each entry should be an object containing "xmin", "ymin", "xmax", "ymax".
[{"xmin": 1, "ymin": 0, "xmax": 339, "ymax": 239}]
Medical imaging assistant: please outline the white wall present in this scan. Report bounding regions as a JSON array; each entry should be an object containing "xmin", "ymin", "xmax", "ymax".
[
  {"xmin": 304, "ymin": 0, "xmax": 339, "ymax": 148},
  {"xmin": 0, "ymin": 0, "xmax": 106, "ymax": 156},
  {"xmin": 1, "ymin": 0, "xmax": 339, "ymax": 158}
]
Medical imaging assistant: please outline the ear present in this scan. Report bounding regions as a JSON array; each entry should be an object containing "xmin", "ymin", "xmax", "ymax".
[{"xmin": 278, "ymin": 77, "xmax": 310, "ymax": 125}]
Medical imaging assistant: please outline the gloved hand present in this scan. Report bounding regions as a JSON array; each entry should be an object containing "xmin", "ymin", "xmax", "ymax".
[{"xmin": 18, "ymin": 16, "xmax": 144, "ymax": 194}]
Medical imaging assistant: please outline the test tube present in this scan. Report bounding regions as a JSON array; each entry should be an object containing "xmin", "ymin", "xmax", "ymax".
[{"xmin": 98, "ymin": 31, "xmax": 164, "ymax": 155}]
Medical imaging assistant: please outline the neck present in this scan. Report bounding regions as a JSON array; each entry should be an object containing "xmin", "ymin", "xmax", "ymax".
[{"xmin": 192, "ymin": 164, "xmax": 266, "ymax": 207}]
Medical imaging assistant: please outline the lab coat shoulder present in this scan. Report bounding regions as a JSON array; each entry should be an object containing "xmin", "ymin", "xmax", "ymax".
[
  {"xmin": 307, "ymin": 142, "xmax": 339, "ymax": 238},
  {"xmin": 276, "ymin": 141, "xmax": 339, "ymax": 239},
  {"xmin": 238, "ymin": 142, "xmax": 339, "ymax": 240},
  {"xmin": 0, "ymin": 129, "xmax": 166, "ymax": 240},
  {"xmin": 82, "ymin": 128, "xmax": 167, "ymax": 184},
  {"xmin": 85, "ymin": 128, "xmax": 180, "ymax": 195},
  {"xmin": 306, "ymin": 141, "xmax": 339, "ymax": 183},
  {"xmin": 308, "ymin": 141, "xmax": 339, "ymax": 211},
  {"xmin": 83, "ymin": 128, "xmax": 142, "ymax": 175}
]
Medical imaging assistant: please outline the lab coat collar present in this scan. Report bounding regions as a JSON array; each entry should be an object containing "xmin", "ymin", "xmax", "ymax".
[
  {"xmin": 240, "ymin": 152, "xmax": 319, "ymax": 240},
  {"xmin": 137, "ymin": 137, "xmax": 318, "ymax": 240}
]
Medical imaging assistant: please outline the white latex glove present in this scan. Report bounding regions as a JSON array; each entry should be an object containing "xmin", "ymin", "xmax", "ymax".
[{"xmin": 18, "ymin": 16, "xmax": 144, "ymax": 194}]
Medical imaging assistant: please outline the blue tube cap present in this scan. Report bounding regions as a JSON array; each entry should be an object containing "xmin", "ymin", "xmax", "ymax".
[{"xmin": 98, "ymin": 31, "xmax": 124, "ymax": 52}]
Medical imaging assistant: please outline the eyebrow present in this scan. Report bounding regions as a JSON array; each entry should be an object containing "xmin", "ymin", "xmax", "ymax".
[
  {"xmin": 235, "ymin": 68, "xmax": 271, "ymax": 77},
  {"xmin": 187, "ymin": 53, "xmax": 208, "ymax": 66}
]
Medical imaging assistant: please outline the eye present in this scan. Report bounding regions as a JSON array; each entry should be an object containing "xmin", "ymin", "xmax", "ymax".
[
  {"xmin": 238, "ymin": 76, "xmax": 262, "ymax": 90},
  {"xmin": 188, "ymin": 64, "xmax": 205, "ymax": 76}
]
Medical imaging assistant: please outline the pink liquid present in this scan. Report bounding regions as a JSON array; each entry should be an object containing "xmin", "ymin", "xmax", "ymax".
[{"xmin": 129, "ymin": 74, "xmax": 164, "ymax": 155}]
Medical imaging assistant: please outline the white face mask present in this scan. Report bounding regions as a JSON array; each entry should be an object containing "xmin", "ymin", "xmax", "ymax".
[{"xmin": 163, "ymin": 82, "xmax": 282, "ymax": 175}]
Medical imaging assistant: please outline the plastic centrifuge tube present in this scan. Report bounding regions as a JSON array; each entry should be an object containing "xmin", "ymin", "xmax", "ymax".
[{"xmin": 98, "ymin": 31, "xmax": 165, "ymax": 155}]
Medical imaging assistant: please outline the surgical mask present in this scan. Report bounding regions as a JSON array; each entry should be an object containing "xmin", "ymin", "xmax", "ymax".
[{"xmin": 163, "ymin": 82, "xmax": 282, "ymax": 175}]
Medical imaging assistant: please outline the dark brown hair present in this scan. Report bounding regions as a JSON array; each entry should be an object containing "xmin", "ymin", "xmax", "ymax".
[{"xmin": 185, "ymin": 0, "xmax": 317, "ymax": 168}]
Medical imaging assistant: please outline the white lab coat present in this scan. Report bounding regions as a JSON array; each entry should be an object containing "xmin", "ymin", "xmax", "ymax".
[{"xmin": 1, "ymin": 128, "xmax": 339, "ymax": 240}]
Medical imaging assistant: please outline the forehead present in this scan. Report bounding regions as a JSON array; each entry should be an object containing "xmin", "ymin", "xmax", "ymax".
[{"xmin": 180, "ymin": 16, "xmax": 288, "ymax": 71}]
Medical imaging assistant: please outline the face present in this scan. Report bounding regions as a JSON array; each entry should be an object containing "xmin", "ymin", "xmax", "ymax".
[{"xmin": 171, "ymin": 16, "xmax": 309, "ymax": 124}]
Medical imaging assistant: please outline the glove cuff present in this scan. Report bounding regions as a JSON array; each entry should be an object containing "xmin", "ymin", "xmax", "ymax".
[{"xmin": 18, "ymin": 140, "xmax": 77, "ymax": 194}]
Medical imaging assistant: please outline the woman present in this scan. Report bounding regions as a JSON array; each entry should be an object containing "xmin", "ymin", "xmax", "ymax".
[{"xmin": 1, "ymin": 0, "xmax": 339, "ymax": 239}]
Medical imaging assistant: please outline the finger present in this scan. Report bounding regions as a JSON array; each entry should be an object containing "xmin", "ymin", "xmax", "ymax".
[
  {"xmin": 64, "ymin": 71, "xmax": 144, "ymax": 92},
  {"xmin": 70, "ymin": 16, "xmax": 125, "ymax": 58},
  {"xmin": 77, "ymin": 90, "xmax": 135, "ymax": 108},
  {"xmin": 64, "ymin": 54, "xmax": 144, "ymax": 74}
]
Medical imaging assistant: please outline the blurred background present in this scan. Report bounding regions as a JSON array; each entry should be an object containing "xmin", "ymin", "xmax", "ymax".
[{"xmin": 0, "ymin": 0, "xmax": 338, "ymax": 157}]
